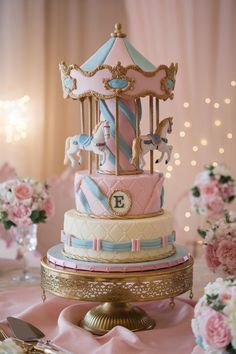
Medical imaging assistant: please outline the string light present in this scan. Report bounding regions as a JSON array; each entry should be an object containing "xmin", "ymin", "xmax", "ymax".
[
  {"xmin": 224, "ymin": 98, "xmax": 231, "ymax": 104},
  {"xmin": 219, "ymin": 148, "xmax": 225, "ymax": 154},
  {"xmin": 166, "ymin": 172, "xmax": 171, "ymax": 179},
  {"xmin": 227, "ymin": 133, "xmax": 233, "ymax": 139},
  {"xmin": 179, "ymin": 131, "xmax": 186, "ymax": 137},
  {"xmin": 184, "ymin": 121, "xmax": 191, "ymax": 128},
  {"xmin": 167, "ymin": 165, "xmax": 173, "ymax": 172},
  {"xmin": 212, "ymin": 162, "xmax": 218, "ymax": 167},
  {"xmin": 192, "ymin": 146, "xmax": 198, "ymax": 152},
  {"xmin": 174, "ymin": 153, "xmax": 180, "ymax": 159},
  {"xmin": 191, "ymin": 160, "xmax": 197, "ymax": 166},
  {"xmin": 175, "ymin": 160, "xmax": 181, "ymax": 166},
  {"xmin": 185, "ymin": 212, "xmax": 191, "ymax": 218},
  {"xmin": 231, "ymin": 81, "xmax": 236, "ymax": 87},
  {"xmin": 0, "ymin": 96, "xmax": 29, "ymax": 143},
  {"xmin": 214, "ymin": 120, "xmax": 222, "ymax": 126},
  {"xmin": 214, "ymin": 103, "xmax": 220, "ymax": 109},
  {"xmin": 183, "ymin": 102, "xmax": 189, "ymax": 108},
  {"xmin": 184, "ymin": 226, "xmax": 190, "ymax": 232},
  {"xmin": 205, "ymin": 98, "xmax": 211, "ymax": 104},
  {"xmin": 201, "ymin": 139, "xmax": 208, "ymax": 146}
]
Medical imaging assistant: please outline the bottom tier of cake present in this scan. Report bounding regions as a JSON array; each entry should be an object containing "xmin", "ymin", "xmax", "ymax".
[
  {"xmin": 61, "ymin": 209, "xmax": 175, "ymax": 263},
  {"xmin": 48, "ymin": 244, "xmax": 189, "ymax": 272}
]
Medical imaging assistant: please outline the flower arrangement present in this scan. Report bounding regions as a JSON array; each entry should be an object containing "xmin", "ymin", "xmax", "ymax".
[
  {"xmin": 190, "ymin": 164, "xmax": 236, "ymax": 216},
  {"xmin": 0, "ymin": 178, "xmax": 54, "ymax": 230},
  {"xmin": 192, "ymin": 277, "xmax": 236, "ymax": 354},
  {"xmin": 198, "ymin": 211, "xmax": 236, "ymax": 277}
]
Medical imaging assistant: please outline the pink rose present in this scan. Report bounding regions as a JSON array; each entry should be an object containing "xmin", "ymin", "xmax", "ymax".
[
  {"xmin": 203, "ymin": 312, "xmax": 231, "ymax": 349},
  {"xmin": 14, "ymin": 183, "xmax": 33, "ymax": 200},
  {"xmin": 42, "ymin": 197, "xmax": 54, "ymax": 218},
  {"xmin": 208, "ymin": 197, "xmax": 224, "ymax": 215},
  {"xmin": 201, "ymin": 181, "xmax": 220, "ymax": 200},
  {"xmin": 216, "ymin": 240, "xmax": 236, "ymax": 267},
  {"xmin": 204, "ymin": 244, "xmax": 221, "ymax": 270},
  {"xmin": 8, "ymin": 204, "xmax": 32, "ymax": 226}
]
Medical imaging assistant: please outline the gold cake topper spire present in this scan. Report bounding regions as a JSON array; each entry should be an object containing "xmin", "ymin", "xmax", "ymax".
[{"xmin": 111, "ymin": 23, "xmax": 126, "ymax": 38}]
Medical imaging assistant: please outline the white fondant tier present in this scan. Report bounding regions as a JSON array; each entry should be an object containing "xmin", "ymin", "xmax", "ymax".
[
  {"xmin": 62, "ymin": 209, "xmax": 175, "ymax": 263},
  {"xmin": 48, "ymin": 244, "xmax": 189, "ymax": 273},
  {"xmin": 74, "ymin": 171, "xmax": 164, "ymax": 217}
]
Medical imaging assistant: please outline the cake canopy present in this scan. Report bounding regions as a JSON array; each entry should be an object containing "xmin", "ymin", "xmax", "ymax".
[
  {"xmin": 62, "ymin": 24, "xmax": 177, "ymax": 176},
  {"xmin": 60, "ymin": 24, "xmax": 177, "ymax": 101}
]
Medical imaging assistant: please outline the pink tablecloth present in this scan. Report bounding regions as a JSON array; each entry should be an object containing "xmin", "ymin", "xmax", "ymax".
[{"xmin": 0, "ymin": 286, "xmax": 199, "ymax": 354}]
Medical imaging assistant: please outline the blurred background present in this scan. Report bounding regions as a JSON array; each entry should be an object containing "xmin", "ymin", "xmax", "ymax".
[{"xmin": 0, "ymin": 0, "xmax": 235, "ymax": 256}]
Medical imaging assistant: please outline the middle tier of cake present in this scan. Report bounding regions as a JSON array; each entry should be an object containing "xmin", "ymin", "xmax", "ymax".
[
  {"xmin": 61, "ymin": 209, "xmax": 175, "ymax": 263},
  {"xmin": 74, "ymin": 170, "xmax": 164, "ymax": 218}
]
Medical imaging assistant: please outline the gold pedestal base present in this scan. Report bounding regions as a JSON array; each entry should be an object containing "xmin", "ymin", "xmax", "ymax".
[
  {"xmin": 80, "ymin": 302, "xmax": 155, "ymax": 335},
  {"xmin": 41, "ymin": 256, "xmax": 193, "ymax": 334}
]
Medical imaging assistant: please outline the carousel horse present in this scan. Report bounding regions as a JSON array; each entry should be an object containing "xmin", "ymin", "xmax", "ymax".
[
  {"xmin": 131, "ymin": 117, "xmax": 173, "ymax": 168},
  {"xmin": 64, "ymin": 121, "xmax": 110, "ymax": 168}
]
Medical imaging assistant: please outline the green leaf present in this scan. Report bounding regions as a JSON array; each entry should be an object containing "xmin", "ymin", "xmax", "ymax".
[
  {"xmin": 206, "ymin": 294, "xmax": 218, "ymax": 305},
  {"xmin": 212, "ymin": 304, "xmax": 226, "ymax": 312},
  {"xmin": 197, "ymin": 228, "xmax": 207, "ymax": 238},
  {"xmin": 3, "ymin": 220, "xmax": 16, "ymax": 230},
  {"xmin": 30, "ymin": 210, "xmax": 47, "ymax": 224},
  {"xmin": 192, "ymin": 186, "xmax": 200, "ymax": 197},
  {"xmin": 226, "ymin": 196, "xmax": 235, "ymax": 204},
  {"xmin": 219, "ymin": 175, "xmax": 232, "ymax": 184},
  {"xmin": 226, "ymin": 343, "xmax": 236, "ymax": 354},
  {"xmin": 0, "ymin": 211, "xmax": 8, "ymax": 221}
]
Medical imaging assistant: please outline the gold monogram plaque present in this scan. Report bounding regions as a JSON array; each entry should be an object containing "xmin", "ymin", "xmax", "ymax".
[{"xmin": 109, "ymin": 189, "xmax": 132, "ymax": 216}]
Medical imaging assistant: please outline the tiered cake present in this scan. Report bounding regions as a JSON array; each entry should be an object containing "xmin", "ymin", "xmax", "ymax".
[{"xmin": 48, "ymin": 24, "xmax": 189, "ymax": 272}]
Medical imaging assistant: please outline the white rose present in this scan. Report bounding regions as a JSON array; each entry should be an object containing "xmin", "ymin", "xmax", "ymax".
[
  {"xmin": 0, "ymin": 339, "xmax": 24, "ymax": 354},
  {"xmin": 6, "ymin": 191, "xmax": 15, "ymax": 203},
  {"xmin": 21, "ymin": 198, "xmax": 33, "ymax": 207},
  {"xmin": 194, "ymin": 170, "xmax": 210, "ymax": 185},
  {"xmin": 34, "ymin": 182, "xmax": 43, "ymax": 194},
  {"xmin": 213, "ymin": 165, "xmax": 231, "ymax": 177},
  {"xmin": 204, "ymin": 278, "xmax": 225, "ymax": 296}
]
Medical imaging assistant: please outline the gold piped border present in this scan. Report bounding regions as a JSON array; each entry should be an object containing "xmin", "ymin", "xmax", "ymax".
[
  {"xmin": 108, "ymin": 189, "xmax": 132, "ymax": 216},
  {"xmin": 97, "ymin": 169, "xmax": 143, "ymax": 175},
  {"xmin": 74, "ymin": 208, "xmax": 164, "ymax": 220},
  {"xmin": 62, "ymin": 245, "xmax": 176, "ymax": 263}
]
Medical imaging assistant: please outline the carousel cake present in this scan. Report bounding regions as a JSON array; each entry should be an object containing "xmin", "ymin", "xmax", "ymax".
[{"xmin": 47, "ymin": 24, "xmax": 189, "ymax": 272}]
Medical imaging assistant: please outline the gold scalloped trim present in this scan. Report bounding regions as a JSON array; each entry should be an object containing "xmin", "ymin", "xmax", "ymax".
[
  {"xmin": 74, "ymin": 208, "xmax": 164, "ymax": 220},
  {"xmin": 62, "ymin": 245, "xmax": 176, "ymax": 263},
  {"xmin": 59, "ymin": 62, "xmax": 178, "ymax": 100}
]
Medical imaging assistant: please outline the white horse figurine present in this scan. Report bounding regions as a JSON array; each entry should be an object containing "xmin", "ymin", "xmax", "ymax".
[
  {"xmin": 64, "ymin": 121, "xmax": 110, "ymax": 168},
  {"xmin": 131, "ymin": 117, "xmax": 173, "ymax": 168}
]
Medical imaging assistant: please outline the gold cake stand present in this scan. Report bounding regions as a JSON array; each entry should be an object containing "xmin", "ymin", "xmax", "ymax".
[{"xmin": 41, "ymin": 256, "xmax": 193, "ymax": 335}]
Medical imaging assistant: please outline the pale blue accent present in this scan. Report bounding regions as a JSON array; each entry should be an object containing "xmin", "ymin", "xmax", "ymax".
[
  {"xmin": 118, "ymin": 100, "xmax": 136, "ymax": 131},
  {"xmin": 78, "ymin": 134, "xmax": 92, "ymax": 148},
  {"xmin": 81, "ymin": 37, "xmax": 116, "ymax": 71},
  {"xmin": 65, "ymin": 232, "xmax": 175, "ymax": 252},
  {"xmin": 107, "ymin": 146, "xmax": 116, "ymax": 165},
  {"xmin": 78, "ymin": 190, "xmax": 92, "ymax": 214},
  {"xmin": 108, "ymin": 78, "xmax": 128, "ymax": 89},
  {"xmin": 84, "ymin": 176, "xmax": 110, "ymax": 211},
  {"xmin": 166, "ymin": 79, "xmax": 174, "ymax": 89},
  {"xmin": 160, "ymin": 187, "xmax": 164, "ymax": 208},
  {"xmin": 196, "ymin": 336, "xmax": 204, "ymax": 349},
  {"xmin": 124, "ymin": 38, "xmax": 156, "ymax": 72},
  {"xmin": 99, "ymin": 100, "xmax": 132, "ymax": 160},
  {"xmin": 64, "ymin": 78, "xmax": 73, "ymax": 89}
]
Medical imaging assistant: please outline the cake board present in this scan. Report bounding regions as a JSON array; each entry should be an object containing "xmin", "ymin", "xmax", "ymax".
[{"xmin": 41, "ymin": 245, "xmax": 193, "ymax": 335}]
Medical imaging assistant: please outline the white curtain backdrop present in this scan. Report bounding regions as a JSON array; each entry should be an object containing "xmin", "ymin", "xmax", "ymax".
[{"xmin": 0, "ymin": 0, "xmax": 235, "ymax": 251}]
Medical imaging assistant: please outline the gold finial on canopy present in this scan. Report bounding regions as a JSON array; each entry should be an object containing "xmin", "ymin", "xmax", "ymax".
[{"xmin": 111, "ymin": 23, "xmax": 126, "ymax": 38}]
